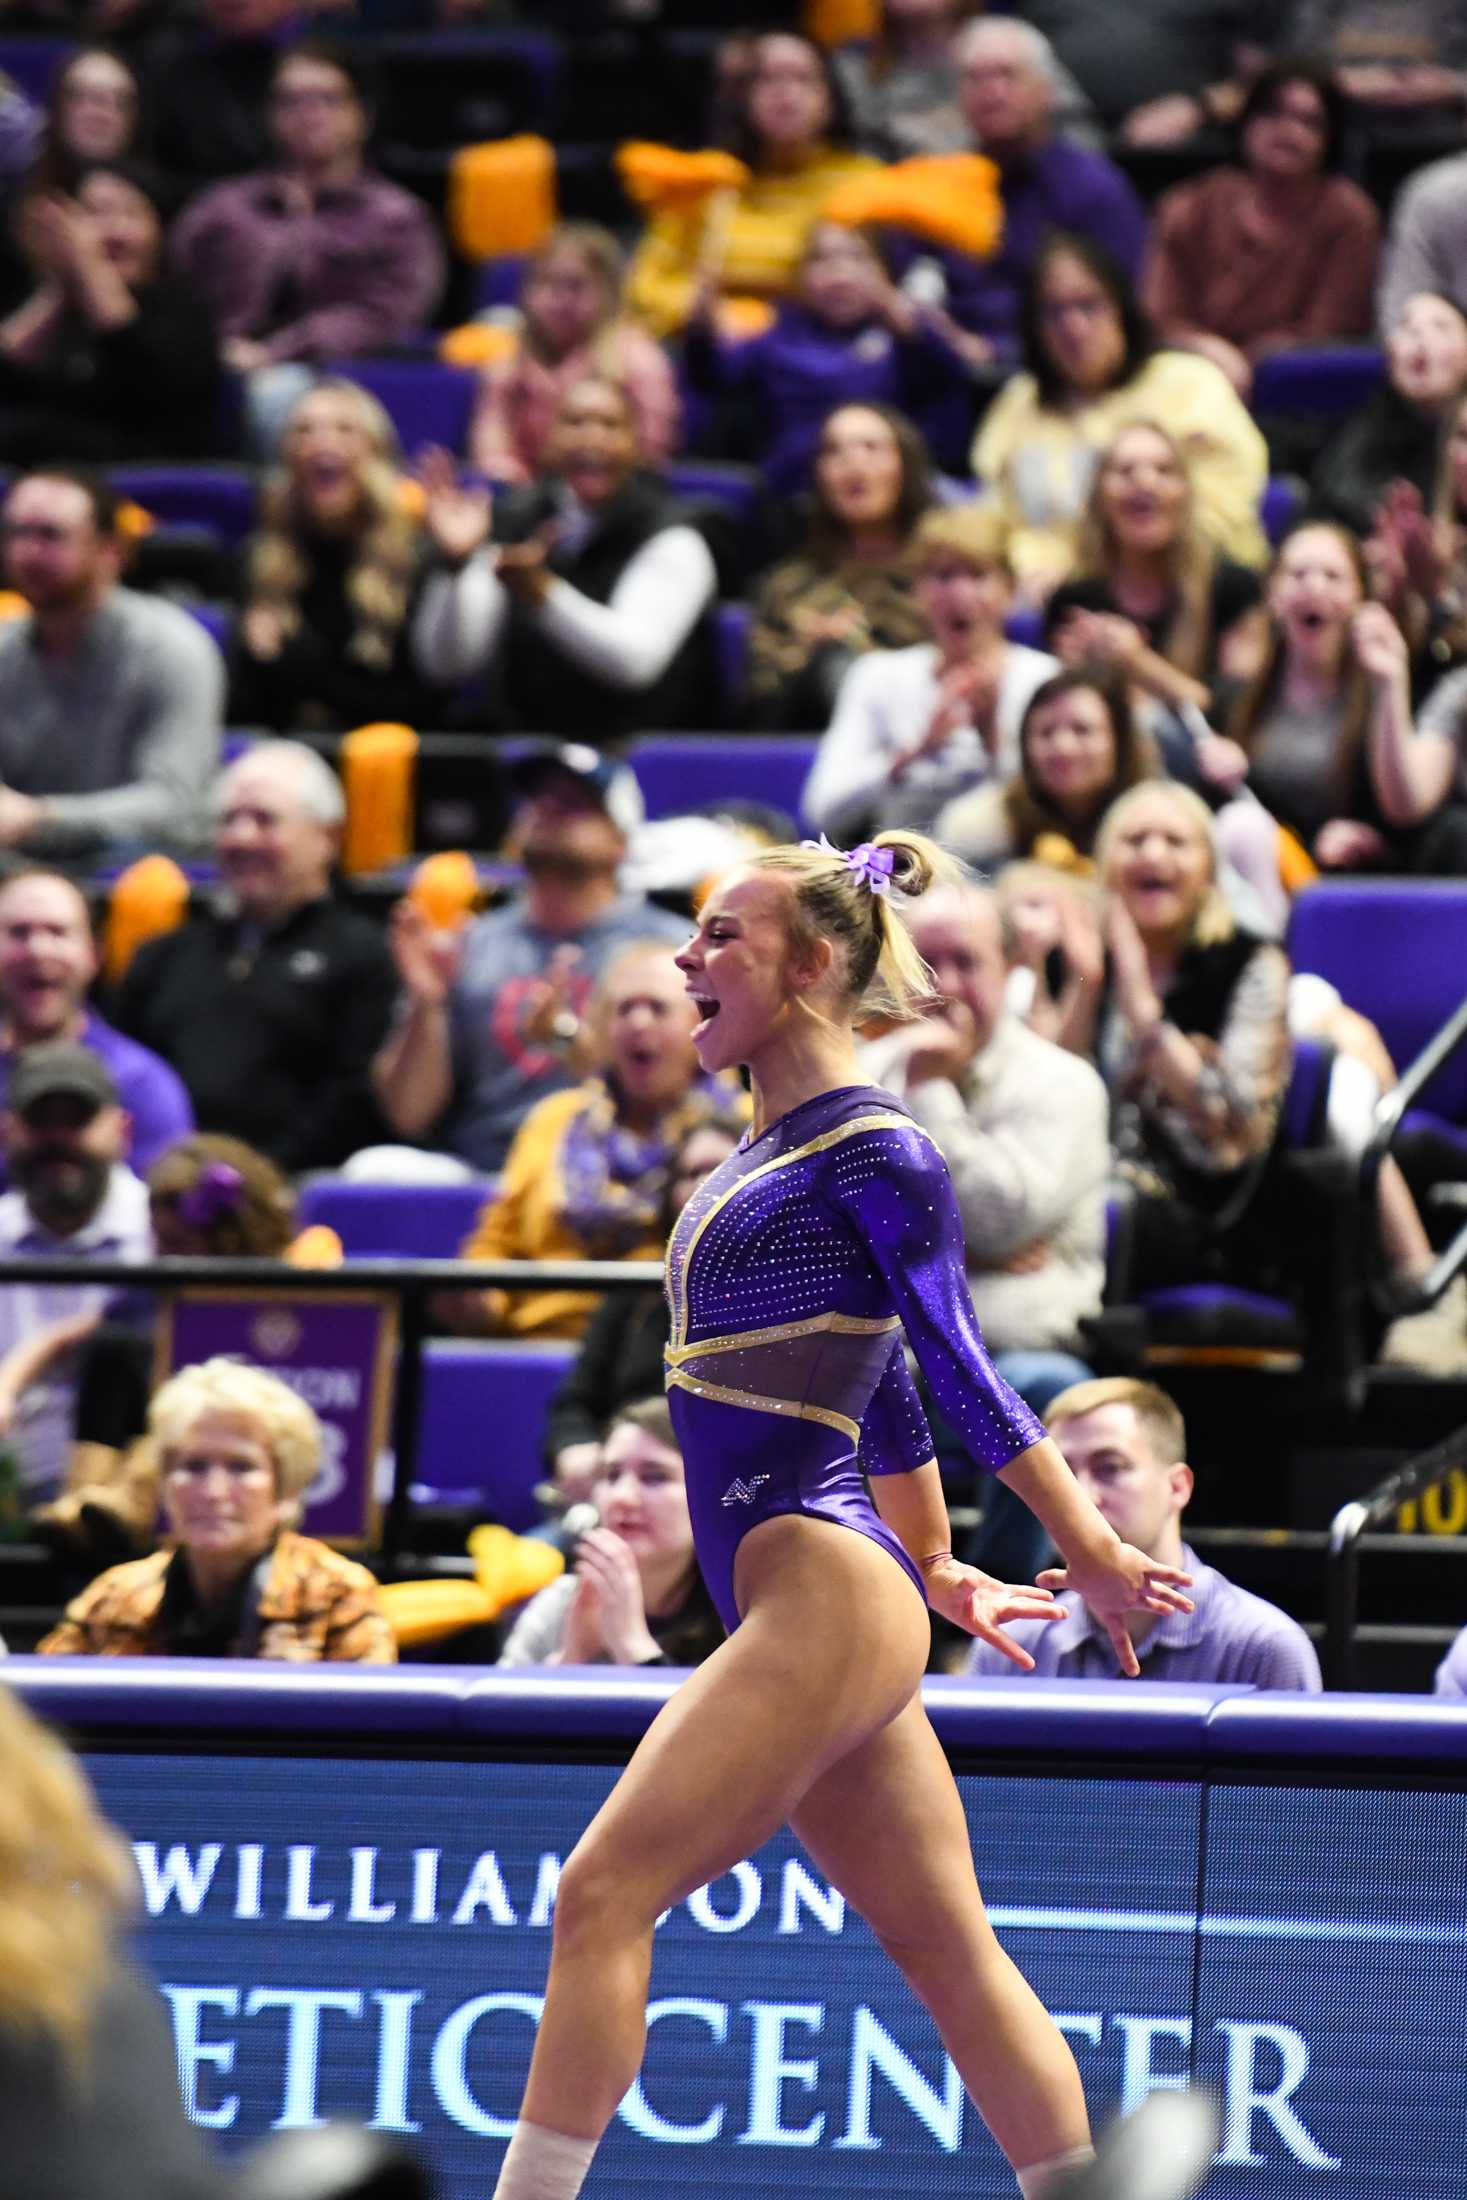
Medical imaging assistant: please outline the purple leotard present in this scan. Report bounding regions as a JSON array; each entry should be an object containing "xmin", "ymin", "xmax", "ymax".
[{"xmin": 664, "ymin": 1084, "xmax": 1046, "ymax": 1631}]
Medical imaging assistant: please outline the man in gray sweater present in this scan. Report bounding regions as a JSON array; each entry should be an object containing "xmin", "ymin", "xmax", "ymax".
[{"xmin": 0, "ymin": 467, "xmax": 222, "ymax": 858}]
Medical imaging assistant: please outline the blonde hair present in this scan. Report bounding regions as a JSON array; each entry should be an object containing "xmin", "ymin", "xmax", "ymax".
[
  {"xmin": 746, "ymin": 830, "xmax": 965, "ymax": 1020},
  {"xmin": 1045, "ymin": 1374, "xmax": 1186, "ymax": 1466},
  {"xmin": 524, "ymin": 222, "xmax": 632, "ymax": 375},
  {"xmin": 1093, "ymin": 781, "xmax": 1235, "ymax": 948},
  {"xmin": 913, "ymin": 502, "xmax": 1012, "ymax": 577},
  {"xmin": 0, "ymin": 1688, "xmax": 135, "ymax": 2066},
  {"xmin": 149, "ymin": 1357, "xmax": 323, "ymax": 1510},
  {"xmin": 1075, "ymin": 420, "xmax": 1217, "ymax": 678},
  {"xmin": 247, "ymin": 378, "xmax": 420, "ymax": 673}
]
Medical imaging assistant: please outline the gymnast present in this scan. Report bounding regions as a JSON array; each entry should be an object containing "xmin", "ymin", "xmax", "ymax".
[{"xmin": 491, "ymin": 829, "xmax": 1194, "ymax": 2200}]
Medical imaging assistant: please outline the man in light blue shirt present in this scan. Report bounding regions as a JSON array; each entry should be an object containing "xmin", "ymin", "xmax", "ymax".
[{"xmin": 967, "ymin": 1376, "xmax": 1322, "ymax": 1688}]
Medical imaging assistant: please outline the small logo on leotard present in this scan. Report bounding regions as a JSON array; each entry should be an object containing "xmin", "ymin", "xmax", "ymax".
[{"xmin": 721, "ymin": 1474, "xmax": 770, "ymax": 1506}]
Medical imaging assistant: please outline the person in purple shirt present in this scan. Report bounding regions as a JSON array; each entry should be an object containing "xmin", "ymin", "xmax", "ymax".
[
  {"xmin": 682, "ymin": 222, "xmax": 979, "ymax": 485},
  {"xmin": 968, "ymin": 1377, "xmax": 1322, "ymax": 1687},
  {"xmin": 889, "ymin": 17, "xmax": 1147, "ymax": 366},
  {"xmin": 486, "ymin": 825, "xmax": 1194, "ymax": 2200},
  {"xmin": 0, "ymin": 870, "xmax": 192, "ymax": 1191}
]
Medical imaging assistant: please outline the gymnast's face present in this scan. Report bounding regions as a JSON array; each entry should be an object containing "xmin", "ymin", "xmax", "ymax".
[{"xmin": 677, "ymin": 868, "xmax": 814, "ymax": 1076}]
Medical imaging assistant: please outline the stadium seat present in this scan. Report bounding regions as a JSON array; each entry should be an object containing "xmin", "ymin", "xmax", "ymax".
[
  {"xmin": 0, "ymin": 35, "xmax": 72, "ymax": 103},
  {"xmin": 375, "ymin": 30, "xmax": 559, "ymax": 151},
  {"xmin": 1287, "ymin": 881, "xmax": 1467, "ymax": 1133},
  {"xmin": 188, "ymin": 602, "xmax": 232, "ymax": 655},
  {"xmin": 628, "ymin": 732, "xmax": 818, "ymax": 827},
  {"xmin": 713, "ymin": 601, "xmax": 750, "ymax": 713},
  {"xmin": 1251, "ymin": 347, "xmax": 1385, "ymax": 423},
  {"xmin": 296, "ymin": 1177, "xmax": 495, "ymax": 1259},
  {"xmin": 109, "ymin": 464, "xmax": 258, "ymax": 544},
  {"xmin": 471, "ymin": 255, "xmax": 530, "ymax": 314},
  {"xmin": 1261, "ymin": 475, "xmax": 1304, "ymax": 545},
  {"xmin": 411, "ymin": 1339, "xmax": 575, "ymax": 1525},
  {"xmin": 328, "ymin": 358, "xmax": 480, "ymax": 458},
  {"xmin": 1111, "ymin": 1038, "xmax": 1368, "ymax": 1391}
]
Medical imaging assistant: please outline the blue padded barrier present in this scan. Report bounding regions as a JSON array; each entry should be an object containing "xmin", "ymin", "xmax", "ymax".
[
  {"xmin": 1288, "ymin": 879, "xmax": 1467, "ymax": 1125},
  {"xmin": 12, "ymin": 1662, "xmax": 1467, "ymax": 1769},
  {"xmin": 411, "ymin": 1338, "xmax": 575, "ymax": 1523}
]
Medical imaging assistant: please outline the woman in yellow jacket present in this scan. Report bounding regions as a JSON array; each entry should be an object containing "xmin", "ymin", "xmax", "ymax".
[
  {"xmin": 442, "ymin": 942, "xmax": 747, "ymax": 1340},
  {"xmin": 973, "ymin": 232, "xmax": 1268, "ymax": 603},
  {"xmin": 626, "ymin": 32, "xmax": 880, "ymax": 339}
]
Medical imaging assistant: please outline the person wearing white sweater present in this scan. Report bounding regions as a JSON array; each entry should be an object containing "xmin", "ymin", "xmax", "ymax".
[{"xmin": 803, "ymin": 502, "xmax": 1057, "ymax": 839}]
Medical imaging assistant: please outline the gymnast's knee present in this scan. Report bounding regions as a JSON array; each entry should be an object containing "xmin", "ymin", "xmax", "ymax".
[{"xmin": 550, "ymin": 1841, "xmax": 656, "ymax": 1957}]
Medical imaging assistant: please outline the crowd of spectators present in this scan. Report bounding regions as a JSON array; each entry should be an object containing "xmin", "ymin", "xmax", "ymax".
[{"xmin": 0, "ymin": 0, "xmax": 1462, "ymax": 1700}]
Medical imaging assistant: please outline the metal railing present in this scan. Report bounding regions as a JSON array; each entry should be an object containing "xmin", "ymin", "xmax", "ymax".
[
  {"xmin": 1325, "ymin": 1418, "xmax": 1467, "ymax": 1688},
  {"xmin": 1363, "ymin": 992, "xmax": 1467, "ymax": 1311},
  {"xmin": 0, "ymin": 1250, "xmax": 662, "ymax": 1560}
]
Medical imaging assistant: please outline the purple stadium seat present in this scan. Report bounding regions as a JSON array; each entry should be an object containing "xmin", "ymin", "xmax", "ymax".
[
  {"xmin": 296, "ymin": 1176, "xmax": 495, "ymax": 1259},
  {"xmin": 1004, "ymin": 606, "xmax": 1045, "ymax": 648},
  {"xmin": 328, "ymin": 358, "xmax": 480, "ymax": 458},
  {"xmin": 109, "ymin": 464, "xmax": 257, "ymax": 544},
  {"xmin": 1251, "ymin": 347, "xmax": 1385, "ymax": 422},
  {"xmin": 188, "ymin": 603, "xmax": 233, "ymax": 656},
  {"xmin": 714, "ymin": 601, "xmax": 749, "ymax": 713},
  {"xmin": 1287, "ymin": 881, "xmax": 1467, "ymax": 1126},
  {"xmin": 665, "ymin": 460, "xmax": 762, "ymax": 530},
  {"xmin": 628, "ymin": 733, "xmax": 817, "ymax": 827},
  {"xmin": 411, "ymin": 1339, "xmax": 575, "ymax": 1524},
  {"xmin": 1261, "ymin": 475, "xmax": 1304, "ymax": 545},
  {"xmin": 0, "ymin": 35, "xmax": 72, "ymax": 102},
  {"xmin": 471, "ymin": 255, "xmax": 530, "ymax": 313},
  {"xmin": 1126, "ymin": 1038, "xmax": 1335, "ymax": 1359}
]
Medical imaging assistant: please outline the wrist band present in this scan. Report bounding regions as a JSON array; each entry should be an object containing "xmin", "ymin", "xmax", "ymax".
[{"xmin": 919, "ymin": 1548, "xmax": 953, "ymax": 1569}]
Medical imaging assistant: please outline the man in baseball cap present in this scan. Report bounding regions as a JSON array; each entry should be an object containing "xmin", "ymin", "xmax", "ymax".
[{"xmin": 0, "ymin": 1039, "xmax": 152, "ymax": 1507}]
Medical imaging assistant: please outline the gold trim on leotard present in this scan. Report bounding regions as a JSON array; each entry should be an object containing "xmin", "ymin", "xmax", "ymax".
[
  {"xmin": 664, "ymin": 1310, "xmax": 900, "ymax": 1368},
  {"xmin": 664, "ymin": 1366, "xmax": 862, "ymax": 1443},
  {"xmin": 668, "ymin": 1110, "xmax": 937, "ymax": 1349}
]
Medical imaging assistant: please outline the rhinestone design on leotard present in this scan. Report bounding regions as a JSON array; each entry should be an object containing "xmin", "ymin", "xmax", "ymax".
[{"xmin": 663, "ymin": 1084, "xmax": 1045, "ymax": 1631}]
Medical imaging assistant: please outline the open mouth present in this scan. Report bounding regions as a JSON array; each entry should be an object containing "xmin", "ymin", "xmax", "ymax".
[{"xmin": 687, "ymin": 991, "xmax": 720, "ymax": 1039}]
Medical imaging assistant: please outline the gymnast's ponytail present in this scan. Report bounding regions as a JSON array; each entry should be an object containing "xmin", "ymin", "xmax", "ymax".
[{"xmin": 746, "ymin": 828, "xmax": 966, "ymax": 1022}]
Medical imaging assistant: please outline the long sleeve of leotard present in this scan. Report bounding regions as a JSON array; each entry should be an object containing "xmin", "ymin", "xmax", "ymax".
[
  {"xmin": 860, "ymin": 1337, "xmax": 937, "ymax": 1478},
  {"xmin": 833, "ymin": 1121, "xmax": 1045, "ymax": 1475}
]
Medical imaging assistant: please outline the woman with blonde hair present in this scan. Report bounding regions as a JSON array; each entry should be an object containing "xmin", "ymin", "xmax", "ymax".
[
  {"xmin": 228, "ymin": 375, "xmax": 445, "ymax": 731},
  {"xmin": 485, "ymin": 826, "xmax": 1192, "ymax": 2200},
  {"xmin": 1078, "ymin": 780, "xmax": 1291, "ymax": 1289},
  {"xmin": 1046, "ymin": 420, "xmax": 1266, "ymax": 718},
  {"xmin": 0, "ymin": 1686, "xmax": 223, "ymax": 2198},
  {"xmin": 469, "ymin": 222, "xmax": 679, "ymax": 483},
  {"xmin": 39, "ymin": 1357, "xmax": 393, "ymax": 1661}
]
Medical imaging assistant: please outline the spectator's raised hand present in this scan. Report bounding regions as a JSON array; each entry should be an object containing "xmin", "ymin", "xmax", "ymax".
[
  {"xmin": 420, "ymin": 446, "xmax": 492, "ymax": 568},
  {"xmin": 1105, "ymin": 894, "xmax": 1163, "ymax": 1033},
  {"xmin": 896, "ymin": 999, "xmax": 981, "ymax": 1090},
  {"xmin": 1351, "ymin": 600, "xmax": 1411, "ymax": 689},
  {"xmin": 1313, "ymin": 817, "xmax": 1389, "ymax": 871},
  {"xmin": 1192, "ymin": 729, "xmax": 1250, "ymax": 793},
  {"xmin": 497, "ymin": 521, "xmax": 561, "ymax": 610},
  {"xmin": 388, "ymin": 897, "xmax": 462, "ymax": 1006}
]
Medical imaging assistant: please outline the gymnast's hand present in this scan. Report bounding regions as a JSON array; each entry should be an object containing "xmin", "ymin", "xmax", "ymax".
[
  {"xmin": 923, "ymin": 1560, "xmax": 1061, "ymax": 1672},
  {"xmin": 1037, "ymin": 1543, "xmax": 1193, "ymax": 1678}
]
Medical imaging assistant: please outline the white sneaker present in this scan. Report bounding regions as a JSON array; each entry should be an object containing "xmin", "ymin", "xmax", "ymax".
[{"xmin": 1061, "ymin": 2093, "xmax": 1221, "ymax": 2200}]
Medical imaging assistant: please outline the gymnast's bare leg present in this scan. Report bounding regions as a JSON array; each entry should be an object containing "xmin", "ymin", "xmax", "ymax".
[{"xmin": 498, "ymin": 1515, "xmax": 1089, "ymax": 2199}]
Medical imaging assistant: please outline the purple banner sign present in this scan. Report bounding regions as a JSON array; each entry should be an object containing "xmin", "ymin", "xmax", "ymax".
[{"xmin": 160, "ymin": 1291, "xmax": 397, "ymax": 1546}]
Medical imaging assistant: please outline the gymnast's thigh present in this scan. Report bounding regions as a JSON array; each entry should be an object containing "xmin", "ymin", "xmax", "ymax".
[
  {"xmin": 789, "ymin": 1692, "xmax": 993, "ymax": 1956},
  {"xmin": 564, "ymin": 1517, "xmax": 931, "ymax": 1923}
]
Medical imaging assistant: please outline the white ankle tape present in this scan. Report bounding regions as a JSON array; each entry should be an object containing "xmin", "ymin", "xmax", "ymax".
[
  {"xmin": 1017, "ymin": 2141, "xmax": 1098, "ymax": 2200},
  {"xmin": 492, "ymin": 2121, "xmax": 599, "ymax": 2200}
]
